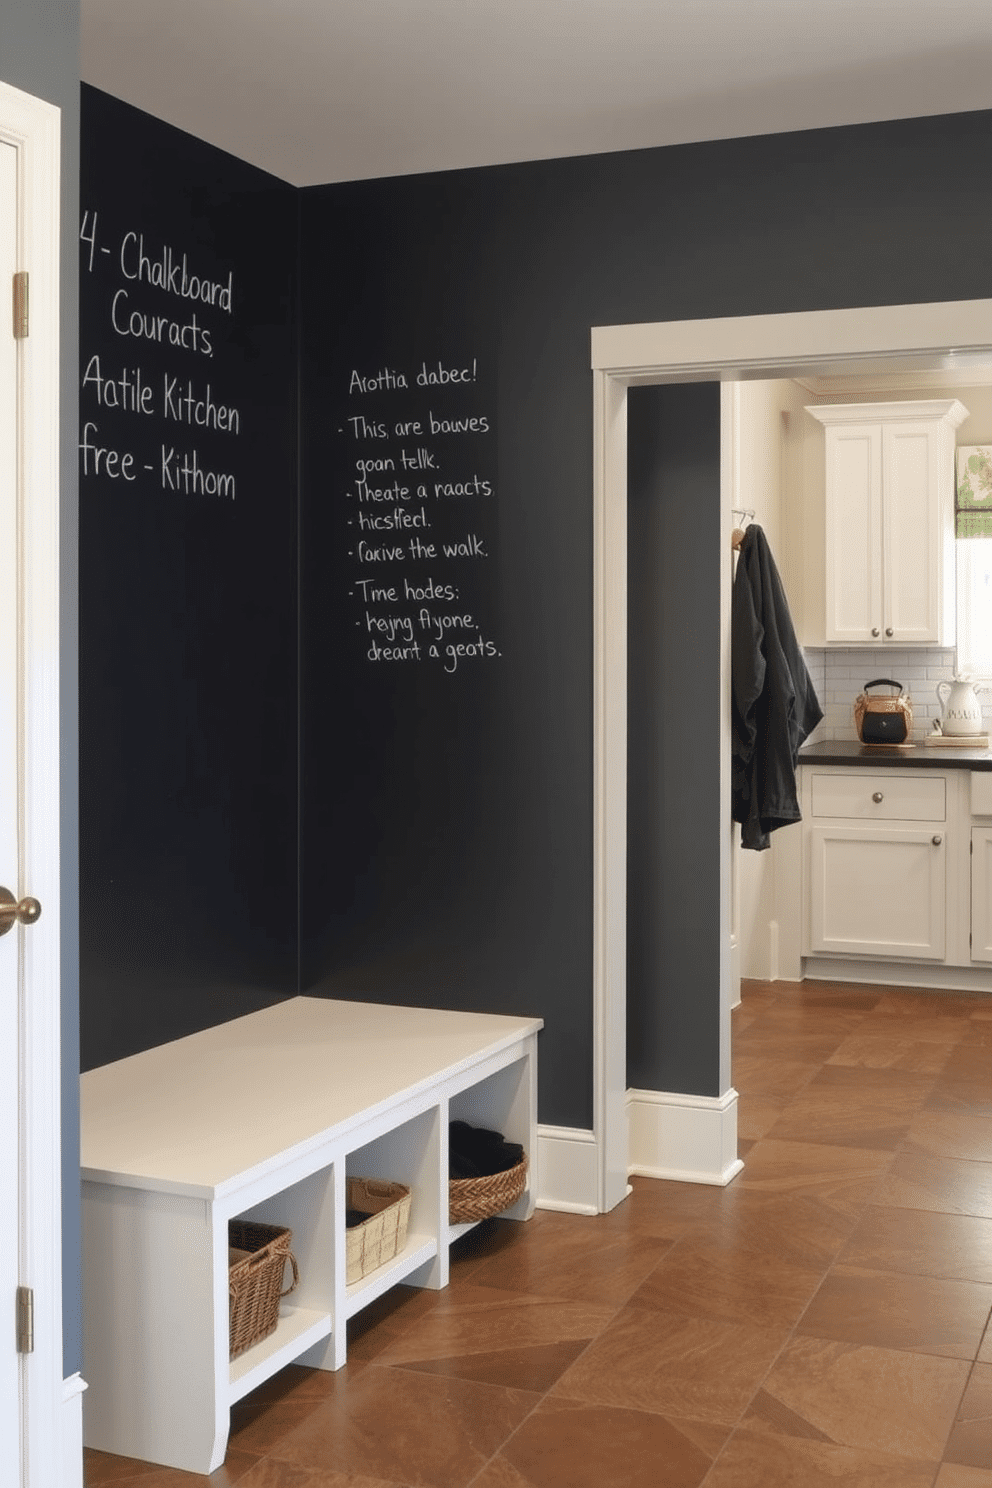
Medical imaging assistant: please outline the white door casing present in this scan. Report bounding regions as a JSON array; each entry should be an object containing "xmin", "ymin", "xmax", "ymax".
[
  {"xmin": 590, "ymin": 299, "xmax": 992, "ymax": 1211},
  {"xmin": 0, "ymin": 80, "xmax": 64, "ymax": 1488},
  {"xmin": 1, "ymin": 130, "xmax": 22, "ymax": 1482}
]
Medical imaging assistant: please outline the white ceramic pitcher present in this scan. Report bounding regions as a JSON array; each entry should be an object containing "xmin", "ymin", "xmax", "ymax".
[{"xmin": 935, "ymin": 676, "xmax": 987, "ymax": 736}]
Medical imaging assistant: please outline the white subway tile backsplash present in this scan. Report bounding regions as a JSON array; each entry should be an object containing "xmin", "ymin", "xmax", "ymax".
[{"xmin": 802, "ymin": 645, "xmax": 990, "ymax": 740}]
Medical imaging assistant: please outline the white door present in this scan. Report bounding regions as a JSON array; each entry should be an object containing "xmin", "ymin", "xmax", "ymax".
[
  {"xmin": 0, "ymin": 80, "xmax": 66, "ymax": 1488},
  {"xmin": 0, "ymin": 132, "xmax": 22, "ymax": 1482}
]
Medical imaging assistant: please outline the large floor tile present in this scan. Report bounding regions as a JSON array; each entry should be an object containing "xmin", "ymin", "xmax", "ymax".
[
  {"xmin": 796, "ymin": 1265, "xmax": 992, "ymax": 1359},
  {"xmin": 870, "ymin": 991, "xmax": 981, "ymax": 1023},
  {"xmin": 839, "ymin": 1204, "xmax": 992, "ymax": 1283},
  {"xmin": 934, "ymin": 1466, "xmax": 992, "ymax": 1487},
  {"xmin": 236, "ymin": 1463, "xmax": 410, "ymax": 1488},
  {"xmin": 771, "ymin": 983, "xmax": 882, "ymax": 1012},
  {"xmin": 346, "ymin": 1284, "xmax": 446, "ymax": 1367},
  {"xmin": 903, "ymin": 1110, "xmax": 992, "ymax": 1163},
  {"xmin": 625, "ymin": 1232, "xmax": 824, "ymax": 1332},
  {"xmin": 763, "ymin": 1065, "xmax": 934, "ymax": 1150},
  {"xmin": 470, "ymin": 1396, "xmax": 720, "ymax": 1488},
  {"xmin": 731, "ymin": 1054, "xmax": 822, "ymax": 1101},
  {"xmin": 732, "ymin": 1028, "xmax": 857, "ymax": 1066},
  {"xmin": 927, "ymin": 1047, "xmax": 992, "ymax": 1119},
  {"xmin": 736, "ymin": 1091, "xmax": 788, "ymax": 1141},
  {"xmin": 549, "ymin": 1304, "xmax": 789, "ymax": 1424},
  {"xmin": 595, "ymin": 1174, "xmax": 729, "ymax": 1238},
  {"xmin": 943, "ymin": 1363, "xmax": 992, "ymax": 1471},
  {"xmin": 875, "ymin": 1151, "xmax": 992, "ymax": 1219},
  {"xmin": 745, "ymin": 1336, "xmax": 970, "ymax": 1459},
  {"xmin": 83, "ymin": 1447, "xmax": 262, "ymax": 1486},
  {"xmin": 827, "ymin": 1033, "xmax": 953, "ymax": 1074},
  {"xmin": 369, "ymin": 1283, "xmax": 612, "ymax": 1392},
  {"xmin": 732, "ymin": 1138, "xmax": 893, "ymax": 1220},
  {"xmin": 457, "ymin": 1209, "xmax": 676, "ymax": 1305},
  {"xmin": 702, "ymin": 1426, "xmax": 938, "ymax": 1486},
  {"xmin": 695, "ymin": 1187, "xmax": 860, "ymax": 1270},
  {"xmin": 266, "ymin": 1366, "xmax": 538, "ymax": 1488},
  {"xmin": 855, "ymin": 1014, "xmax": 969, "ymax": 1048}
]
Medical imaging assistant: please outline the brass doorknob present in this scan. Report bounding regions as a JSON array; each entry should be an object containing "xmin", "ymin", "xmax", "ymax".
[{"xmin": 0, "ymin": 887, "xmax": 41, "ymax": 936}]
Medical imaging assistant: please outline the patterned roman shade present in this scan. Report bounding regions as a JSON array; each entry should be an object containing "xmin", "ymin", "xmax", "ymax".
[{"xmin": 956, "ymin": 445, "xmax": 992, "ymax": 537}]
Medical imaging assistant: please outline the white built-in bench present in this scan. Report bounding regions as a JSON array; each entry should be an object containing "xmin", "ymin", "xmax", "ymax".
[{"xmin": 80, "ymin": 996, "xmax": 541, "ymax": 1474}]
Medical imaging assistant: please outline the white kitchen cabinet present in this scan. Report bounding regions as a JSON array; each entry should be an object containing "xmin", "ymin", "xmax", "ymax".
[
  {"xmin": 806, "ymin": 771, "xmax": 948, "ymax": 959},
  {"xmin": 799, "ymin": 765, "xmax": 988, "ymax": 979},
  {"xmin": 973, "ymin": 827, "xmax": 992, "ymax": 962},
  {"xmin": 806, "ymin": 400, "xmax": 967, "ymax": 646}
]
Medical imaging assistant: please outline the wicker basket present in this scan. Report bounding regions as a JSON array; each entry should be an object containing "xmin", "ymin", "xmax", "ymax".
[
  {"xmin": 449, "ymin": 1155, "xmax": 528, "ymax": 1224},
  {"xmin": 228, "ymin": 1221, "xmax": 299, "ymax": 1360},
  {"xmin": 346, "ymin": 1178, "xmax": 412, "ymax": 1284}
]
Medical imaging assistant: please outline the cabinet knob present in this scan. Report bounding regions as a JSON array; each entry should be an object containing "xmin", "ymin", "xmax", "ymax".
[
  {"xmin": 932, "ymin": 834, "xmax": 942, "ymax": 846},
  {"xmin": 872, "ymin": 792, "xmax": 884, "ymax": 803},
  {"xmin": 885, "ymin": 627, "xmax": 894, "ymax": 637},
  {"xmin": 871, "ymin": 627, "xmax": 880, "ymax": 637}
]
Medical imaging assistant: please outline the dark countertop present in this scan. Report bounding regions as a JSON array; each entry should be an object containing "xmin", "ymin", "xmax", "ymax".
[{"xmin": 799, "ymin": 740, "xmax": 992, "ymax": 771}]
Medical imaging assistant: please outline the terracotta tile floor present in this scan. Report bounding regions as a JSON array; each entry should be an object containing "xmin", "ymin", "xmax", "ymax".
[{"xmin": 84, "ymin": 979, "xmax": 992, "ymax": 1488}]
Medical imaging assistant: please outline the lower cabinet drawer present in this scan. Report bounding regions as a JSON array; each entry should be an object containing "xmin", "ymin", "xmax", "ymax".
[{"xmin": 810, "ymin": 772, "xmax": 946, "ymax": 823}]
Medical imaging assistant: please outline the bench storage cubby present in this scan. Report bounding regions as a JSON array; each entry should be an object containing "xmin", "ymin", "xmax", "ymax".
[{"xmin": 81, "ymin": 997, "xmax": 541, "ymax": 1474}]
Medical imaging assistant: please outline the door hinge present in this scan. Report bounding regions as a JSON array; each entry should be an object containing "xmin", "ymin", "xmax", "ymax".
[
  {"xmin": 16, "ymin": 1287, "xmax": 33, "ymax": 1354},
  {"xmin": 12, "ymin": 271, "xmax": 28, "ymax": 339}
]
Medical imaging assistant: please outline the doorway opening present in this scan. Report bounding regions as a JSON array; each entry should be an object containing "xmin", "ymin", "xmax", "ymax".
[{"xmin": 590, "ymin": 300, "xmax": 992, "ymax": 1213}]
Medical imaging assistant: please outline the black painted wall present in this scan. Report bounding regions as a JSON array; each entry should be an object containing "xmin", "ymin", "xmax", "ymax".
[
  {"xmin": 298, "ymin": 108, "xmax": 992, "ymax": 1127},
  {"xmin": 78, "ymin": 88, "xmax": 299, "ymax": 1071},
  {"xmin": 78, "ymin": 99, "xmax": 992, "ymax": 1143},
  {"xmin": 627, "ymin": 383, "xmax": 723, "ymax": 1097}
]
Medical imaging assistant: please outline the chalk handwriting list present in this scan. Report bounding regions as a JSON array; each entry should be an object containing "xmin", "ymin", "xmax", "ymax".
[
  {"xmin": 343, "ymin": 360, "xmax": 500, "ymax": 673},
  {"xmin": 78, "ymin": 210, "xmax": 240, "ymax": 500}
]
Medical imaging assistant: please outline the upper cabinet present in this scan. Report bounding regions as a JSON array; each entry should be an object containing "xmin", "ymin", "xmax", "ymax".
[{"xmin": 804, "ymin": 400, "xmax": 968, "ymax": 647}]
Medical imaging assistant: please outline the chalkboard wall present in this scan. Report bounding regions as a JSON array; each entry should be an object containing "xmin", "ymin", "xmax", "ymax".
[
  {"xmin": 298, "ymin": 107, "xmax": 992, "ymax": 1126},
  {"xmin": 78, "ymin": 88, "xmax": 299, "ymax": 1070},
  {"xmin": 80, "ymin": 89, "xmax": 992, "ymax": 1140}
]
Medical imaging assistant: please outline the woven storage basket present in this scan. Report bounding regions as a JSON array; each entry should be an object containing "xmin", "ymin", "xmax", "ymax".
[
  {"xmin": 346, "ymin": 1178, "xmax": 412, "ymax": 1284},
  {"xmin": 449, "ymin": 1155, "xmax": 528, "ymax": 1224},
  {"xmin": 228, "ymin": 1220, "xmax": 299, "ymax": 1360}
]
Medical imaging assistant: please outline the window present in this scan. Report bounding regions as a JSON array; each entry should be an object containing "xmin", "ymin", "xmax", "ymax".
[{"xmin": 957, "ymin": 538, "xmax": 992, "ymax": 680}]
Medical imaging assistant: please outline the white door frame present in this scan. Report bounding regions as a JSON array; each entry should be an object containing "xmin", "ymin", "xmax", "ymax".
[
  {"xmin": 590, "ymin": 298, "xmax": 992, "ymax": 1213},
  {"xmin": 0, "ymin": 79, "xmax": 67, "ymax": 1488}
]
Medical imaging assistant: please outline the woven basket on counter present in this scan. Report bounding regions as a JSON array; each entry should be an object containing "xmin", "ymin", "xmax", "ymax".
[
  {"xmin": 228, "ymin": 1220, "xmax": 299, "ymax": 1360},
  {"xmin": 346, "ymin": 1178, "xmax": 411, "ymax": 1284},
  {"xmin": 449, "ymin": 1154, "xmax": 528, "ymax": 1224}
]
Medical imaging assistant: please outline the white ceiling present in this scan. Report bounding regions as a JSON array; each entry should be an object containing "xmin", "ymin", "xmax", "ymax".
[{"xmin": 81, "ymin": 0, "xmax": 992, "ymax": 189}]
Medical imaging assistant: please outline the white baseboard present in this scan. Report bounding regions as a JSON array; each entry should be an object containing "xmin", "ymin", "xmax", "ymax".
[
  {"xmin": 535, "ymin": 1125, "xmax": 601, "ymax": 1214},
  {"xmin": 803, "ymin": 957, "xmax": 992, "ymax": 994},
  {"xmin": 627, "ymin": 1087, "xmax": 744, "ymax": 1187},
  {"xmin": 61, "ymin": 1374, "xmax": 87, "ymax": 1488}
]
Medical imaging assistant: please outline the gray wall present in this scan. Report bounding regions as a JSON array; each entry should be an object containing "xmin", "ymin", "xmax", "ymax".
[{"xmin": 1, "ymin": 0, "xmax": 82, "ymax": 1376}]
